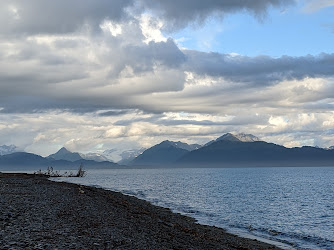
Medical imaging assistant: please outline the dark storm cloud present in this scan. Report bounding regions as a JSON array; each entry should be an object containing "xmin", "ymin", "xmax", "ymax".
[
  {"xmin": 0, "ymin": 0, "xmax": 133, "ymax": 35},
  {"xmin": 139, "ymin": 0, "xmax": 295, "ymax": 30},
  {"xmin": 185, "ymin": 51, "xmax": 334, "ymax": 85}
]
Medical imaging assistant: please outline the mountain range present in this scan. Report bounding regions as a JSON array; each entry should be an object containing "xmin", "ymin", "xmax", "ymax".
[
  {"xmin": 0, "ymin": 145, "xmax": 20, "ymax": 156},
  {"xmin": 129, "ymin": 140, "xmax": 200, "ymax": 166},
  {"xmin": 118, "ymin": 148, "xmax": 147, "ymax": 165},
  {"xmin": 48, "ymin": 147, "xmax": 83, "ymax": 162},
  {"xmin": 0, "ymin": 147, "xmax": 120, "ymax": 171},
  {"xmin": 177, "ymin": 140, "xmax": 334, "ymax": 167},
  {"xmin": 129, "ymin": 133, "xmax": 334, "ymax": 167},
  {"xmin": 48, "ymin": 147, "xmax": 109, "ymax": 162},
  {"xmin": 205, "ymin": 133, "xmax": 261, "ymax": 146},
  {"xmin": 1, "ymin": 133, "xmax": 334, "ymax": 170}
]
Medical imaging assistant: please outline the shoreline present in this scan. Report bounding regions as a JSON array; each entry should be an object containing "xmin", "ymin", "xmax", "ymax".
[
  {"xmin": 1, "ymin": 173, "xmax": 281, "ymax": 249},
  {"xmin": 67, "ymin": 179, "xmax": 294, "ymax": 250}
]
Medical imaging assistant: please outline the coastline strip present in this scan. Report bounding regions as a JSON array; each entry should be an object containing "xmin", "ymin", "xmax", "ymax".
[{"xmin": 0, "ymin": 173, "xmax": 280, "ymax": 249}]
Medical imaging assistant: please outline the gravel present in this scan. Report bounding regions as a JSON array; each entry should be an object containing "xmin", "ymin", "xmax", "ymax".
[{"xmin": 0, "ymin": 173, "xmax": 281, "ymax": 249}]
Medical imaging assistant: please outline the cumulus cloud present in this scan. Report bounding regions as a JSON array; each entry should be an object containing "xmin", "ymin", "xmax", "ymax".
[
  {"xmin": 2, "ymin": 27, "xmax": 334, "ymax": 115},
  {"xmin": 0, "ymin": 19, "xmax": 186, "ymax": 113},
  {"xmin": 106, "ymin": 38, "xmax": 186, "ymax": 79}
]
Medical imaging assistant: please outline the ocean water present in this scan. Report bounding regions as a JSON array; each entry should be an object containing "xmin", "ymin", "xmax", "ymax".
[{"xmin": 52, "ymin": 167, "xmax": 334, "ymax": 249}]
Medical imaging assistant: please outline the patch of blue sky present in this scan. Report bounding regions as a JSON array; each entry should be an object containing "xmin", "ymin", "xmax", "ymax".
[{"xmin": 169, "ymin": 3, "xmax": 334, "ymax": 58}]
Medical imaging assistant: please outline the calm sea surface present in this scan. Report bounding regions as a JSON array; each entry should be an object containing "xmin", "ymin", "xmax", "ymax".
[{"xmin": 53, "ymin": 167, "xmax": 334, "ymax": 249}]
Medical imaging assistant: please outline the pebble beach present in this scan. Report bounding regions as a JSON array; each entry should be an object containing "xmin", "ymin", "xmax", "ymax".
[{"xmin": 0, "ymin": 173, "xmax": 280, "ymax": 249}]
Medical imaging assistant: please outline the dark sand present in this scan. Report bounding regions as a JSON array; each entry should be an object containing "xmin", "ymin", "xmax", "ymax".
[{"xmin": 0, "ymin": 173, "xmax": 281, "ymax": 249}]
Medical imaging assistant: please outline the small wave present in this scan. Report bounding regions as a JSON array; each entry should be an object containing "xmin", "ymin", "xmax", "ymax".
[
  {"xmin": 137, "ymin": 190, "xmax": 146, "ymax": 198},
  {"xmin": 173, "ymin": 205, "xmax": 216, "ymax": 218},
  {"xmin": 237, "ymin": 225, "xmax": 334, "ymax": 249},
  {"xmin": 183, "ymin": 208, "xmax": 201, "ymax": 214},
  {"xmin": 121, "ymin": 190, "xmax": 137, "ymax": 196},
  {"xmin": 90, "ymin": 184, "xmax": 103, "ymax": 189},
  {"xmin": 277, "ymin": 232, "xmax": 334, "ymax": 249}
]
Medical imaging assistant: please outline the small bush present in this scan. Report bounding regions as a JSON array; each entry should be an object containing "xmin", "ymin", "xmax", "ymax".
[
  {"xmin": 34, "ymin": 165, "xmax": 87, "ymax": 177},
  {"xmin": 75, "ymin": 163, "xmax": 86, "ymax": 177}
]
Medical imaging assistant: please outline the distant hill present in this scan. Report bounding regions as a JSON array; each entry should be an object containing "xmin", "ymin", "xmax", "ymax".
[
  {"xmin": 0, "ymin": 152, "xmax": 122, "ymax": 171},
  {"xmin": 47, "ymin": 147, "xmax": 110, "ymax": 163},
  {"xmin": 129, "ymin": 140, "xmax": 199, "ymax": 166},
  {"xmin": 48, "ymin": 147, "xmax": 83, "ymax": 162},
  {"xmin": 0, "ymin": 152, "xmax": 49, "ymax": 167},
  {"xmin": 177, "ymin": 134, "xmax": 334, "ymax": 167}
]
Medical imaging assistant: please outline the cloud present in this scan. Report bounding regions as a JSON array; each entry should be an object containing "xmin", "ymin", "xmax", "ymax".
[
  {"xmin": 2, "ymin": 23, "xmax": 334, "ymax": 115},
  {"xmin": 184, "ymin": 52, "xmax": 334, "ymax": 86},
  {"xmin": 0, "ymin": 20, "xmax": 187, "ymax": 113},
  {"xmin": 107, "ymin": 38, "xmax": 186, "ymax": 79},
  {"xmin": 138, "ymin": 0, "xmax": 295, "ymax": 30},
  {"xmin": 0, "ymin": 0, "xmax": 295, "ymax": 37},
  {"xmin": 1, "ymin": 39, "xmax": 334, "ymax": 118},
  {"xmin": 99, "ymin": 110, "xmax": 132, "ymax": 117},
  {"xmin": 0, "ymin": 0, "xmax": 133, "ymax": 36},
  {"xmin": 113, "ymin": 113, "xmax": 268, "ymax": 127},
  {"xmin": 303, "ymin": 0, "xmax": 334, "ymax": 12},
  {"xmin": 0, "ymin": 0, "xmax": 304, "ymax": 116}
]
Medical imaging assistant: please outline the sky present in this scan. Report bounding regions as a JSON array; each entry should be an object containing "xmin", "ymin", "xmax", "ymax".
[{"xmin": 1, "ymin": 0, "xmax": 334, "ymax": 161}]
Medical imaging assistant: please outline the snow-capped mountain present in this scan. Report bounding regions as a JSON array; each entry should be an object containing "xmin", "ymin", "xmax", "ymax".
[{"xmin": 0, "ymin": 145, "xmax": 20, "ymax": 156}]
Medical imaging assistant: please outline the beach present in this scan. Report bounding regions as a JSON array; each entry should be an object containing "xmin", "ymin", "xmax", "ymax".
[{"xmin": 0, "ymin": 173, "xmax": 280, "ymax": 249}]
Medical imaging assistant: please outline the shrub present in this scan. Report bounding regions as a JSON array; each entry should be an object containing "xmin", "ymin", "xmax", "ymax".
[
  {"xmin": 75, "ymin": 163, "xmax": 86, "ymax": 177},
  {"xmin": 34, "ymin": 164, "xmax": 86, "ymax": 177}
]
